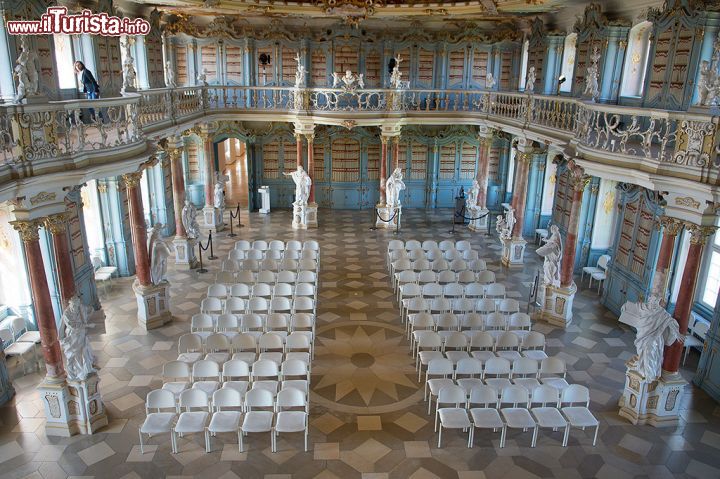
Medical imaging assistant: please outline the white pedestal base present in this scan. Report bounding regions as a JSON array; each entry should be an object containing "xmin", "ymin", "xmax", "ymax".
[
  {"xmin": 259, "ymin": 186, "xmax": 271, "ymax": 215},
  {"xmin": 39, "ymin": 377, "xmax": 75, "ymax": 436},
  {"xmin": 292, "ymin": 202, "xmax": 318, "ymax": 229},
  {"xmin": 173, "ymin": 236, "xmax": 198, "ymax": 269},
  {"xmin": 376, "ymin": 205, "xmax": 401, "ymax": 229},
  {"xmin": 133, "ymin": 279, "xmax": 172, "ymax": 330},
  {"xmin": 618, "ymin": 360, "xmax": 686, "ymax": 427},
  {"xmin": 536, "ymin": 282, "xmax": 576, "ymax": 327},
  {"xmin": 203, "ymin": 205, "xmax": 224, "ymax": 231},
  {"xmin": 67, "ymin": 372, "xmax": 108, "ymax": 434},
  {"xmin": 468, "ymin": 207, "xmax": 488, "ymax": 232},
  {"xmin": 501, "ymin": 237, "xmax": 527, "ymax": 266}
]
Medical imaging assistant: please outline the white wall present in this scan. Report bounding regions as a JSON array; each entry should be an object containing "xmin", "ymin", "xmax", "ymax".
[
  {"xmin": 540, "ymin": 158, "xmax": 557, "ymax": 215},
  {"xmin": 0, "ymin": 205, "xmax": 32, "ymax": 313},
  {"xmin": 559, "ymin": 33, "xmax": 576, "ymax": 93},
  {"xmin": 591, "ymin": 179, "xmax": 618, "ymax": 249}
]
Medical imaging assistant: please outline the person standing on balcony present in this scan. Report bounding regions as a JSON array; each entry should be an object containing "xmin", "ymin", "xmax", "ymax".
[{"xmin": 74, "ymin": 61, "xmax": 101, "ymax": 122}]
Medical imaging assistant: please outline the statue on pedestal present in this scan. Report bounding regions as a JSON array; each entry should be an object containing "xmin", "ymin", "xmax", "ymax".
[
  {"xmin": 619, "ymin": 296, "xmax": 684, "ymax": 382},
  {"xmin": 197, "ymin": 68, "xmax": 209, "ymax": 86},
  {"xmin": 60, "ymin": 295, "xmax": 96, "ymax": 381},
  {"xmin": 466, "ymin": 179, "xmax": 480, "ymax": 210},
  {"xmin": 696, "ymin": 31, "xmax": 720, "ymax": 106},
  {"xmin": 165, "ymin": 61, "xmax": 177, "ymax": 88},
  {"xmin": 147, "ymin": 224, "xmax": 171, "ymax": 285},
  {"xmin": 496, "ymin": 207, "xmax": 515, "ymax": 240},
  {"xmin": 385, "ymin": 167, "xmax": 406, "ymax": 209},
  {"xmin": 284, "ymin": 165, "xmax": 311, "ymax": 205},
  {"xmin": 121, "ymin": 37, "xmax": 137, "ymax": 92},
  {"xmin": 181, "ymin": 199, "xmax": 200, "ymax": 240},
  {"xmin": 536, "ymin": 224, "xmax": 562, "ymax": 287},
  {"xmin": 583, "ymin": 46, "xmax": 600, "ymax": 101},
  {"xmin": 294, "ymin": 53, "xmax": 306, "ymax": 89},
  {"xmin": 390, "ymin": 54, "xmax": 404, "ymax": 89},
  {"xmin": 14, "ymin": 36, "xmax": 39, "ymax": 103},
  {"xmin": 486, "ymin": 73, "xmax": 496, "ymax": 89},
  {"xmin": 525, "ymin": 66, "xmax": 536, "ymax": 94}
]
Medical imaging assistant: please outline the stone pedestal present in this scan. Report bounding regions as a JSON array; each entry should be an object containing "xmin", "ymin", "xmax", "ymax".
[
  {"xmin": 173, "ymin": 236, "xmax": 198, "ymax": 269},
  {"xmin": 38, "ymin": 377, "xmax": 75, "ymax": 437},
  {"xmin": 0, "ymin": 344, "xmax": 15, "ymax": 406},
  {"xmin": 500, "ymin": 237, "xmax": 527, "ymax": 266},
  {"xmin": 67, "ymin": 372, "xmax": 108, "ymax": 434},
  {"xmin": 376, "ymin": 205, "xmax": 401, "ymax": 229},
  {"xmin": 536, "ymin": 282, "xmax": 577, "ymax": 327},
  {"xmin": 133, "ymin": 279, "xmax": 172, "ymax": 330},
  {"xmin": 619, "ymin": 359, "xmax": 686, "ymax": 427},
  {"xmin": 203, "ymin": 206, "xmax": 224, "ymax": 232},
  {"xmin": 291, "ymin": 202, "xmax": 318, "ymax": 229},
  {"xmin": 259, "ymin": 186, "xmax": 271, "ymax": 215},
  {"xmin": 468, "ymin": 207, "xmax": 489, "ymax": 232}
]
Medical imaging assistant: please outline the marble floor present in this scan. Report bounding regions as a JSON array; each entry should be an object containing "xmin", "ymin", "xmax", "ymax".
[{"xmin": 1, "ymin": 209, "xmax": 720, "ymax": 479}]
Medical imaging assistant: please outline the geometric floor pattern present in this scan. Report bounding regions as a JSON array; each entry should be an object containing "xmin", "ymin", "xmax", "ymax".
[{"xmin": 1, "ymin": 208, "xmax": 719, "ymax": 479}]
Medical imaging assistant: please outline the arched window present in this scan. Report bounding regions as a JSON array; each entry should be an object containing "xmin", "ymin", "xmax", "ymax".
[
  {"xmin": 53, "ymin": 34, "xmax": 78, "ymax": 90},
  {"xmin": 519, "ymin": 39, "xmax": 529, "ymax": 91},
  {"xmin": 620, "ymin": 21, "xmax": 652, "ymax": 98},
  {"xmin": 559, "ymin": 33, "xmax": 576, "ymax": 93}
]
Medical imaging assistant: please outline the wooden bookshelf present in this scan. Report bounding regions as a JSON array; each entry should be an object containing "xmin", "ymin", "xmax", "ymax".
[
  {"xmin": 201, "ymin": 45, "xmax": 218, "ymax": 82},
  {"xmin": 367, "ymin": 143, "xmax": 380, "ymax": 180},
  {"xmin": 331, "ymin": 138, "xmax": 360, "ymax": 182},
  {"xmin": 175, "ymin": 45, "xmax": 188, "ymax": 85},
  {"xmin": 263, "ymin": 141, "xmax": 280, "ymax": 179},
  {"xmin": 439, "ymin": 144, "xmax": 456, "ymax": 180},
  {"xmin": 460, "ymin": 142, "xmax": 477, "ymax": 179},
  {"xmin": 311, "ymin": 49, "xmax": 327, "ymax": 86},
  {"xmin": 226, "ymin": 46, "xmax": 243, "ymax": 84},
  {"xmin": 410, "ymin": 142, "xmax": 428, "ymax": 180}
]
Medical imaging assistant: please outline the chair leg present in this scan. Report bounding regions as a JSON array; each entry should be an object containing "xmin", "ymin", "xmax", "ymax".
[
  {"xmin": 593, "ymin": 425, "xmax": 599, "ymax": 446},
  {"xmin": 437, "ymin": 426, "xmax": 442, "ymax": 448},
  {"xmin": 562, "ymin": 425, "xmax": 569, "ymax": 447},
  {"xmin": 683, "ymin": 346, "xmax": 689, "ymax": 366},
  {"xmin": 531, "ymin": 426, "xmax": 538, "ymax": 447},
  {"xmin": 500, "ymin": 426, "xmax": 506, "ymax": 448},
  {"xmin": 205, "ymin": 429, "xmax": 210, "ymax": 453},
  {"xmin": 171, "ymin": 430, "xmax": 177, "ymax": 454},
  {"xmin": 239, "ymin": 431, "xmax": 244, "ymax": 452},
  {"xmin": 467, "ymin": 427, "xmax": 473, "ymax": 448},
  {"xmin": 139, "ymin": 430, "xmax": 144, "ymax": 455}
]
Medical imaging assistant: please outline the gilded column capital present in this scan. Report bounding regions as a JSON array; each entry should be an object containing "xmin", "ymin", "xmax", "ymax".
[
  {"xmin": 478, "ymin": 135, "xmax": 492, "ymax": 147},
  {"xmin": 294, "ymin": 132, "xmax": 303, "ymax": 142},
  {"xmin": 381, "ymin": 136, "xmax": 390, "ymax": 145},
  {"xmin": 392, "ymin": 136, "xmax": 400, "ymax": 145},
  {"xmin": 11, "ymin": 219, "xmax": 41, "ymax": 243},
  {"xmin": 167, "ymin": 147, "xmax": 182, "ymax": 162},
  {"xmin": 304, "ymin": 133, "xmax": 315, "ymax": 143},
  {"xmin": 517, "ymin": 151, "xmax": 533, "ymax": 164},
  {"xmin": 686, "ymin": 224, "xmax": 717, "ymax": 245},
  {"xmin": 122, "ymin": 171, "xmax": 144, "ymax": 189},
  {"xmin": 44, "ymin": 212, "xmax": 70, "ymax": 235},
  {"xmin": 658, "ymin": 216, "xmax": 683, "ymax": 236}
]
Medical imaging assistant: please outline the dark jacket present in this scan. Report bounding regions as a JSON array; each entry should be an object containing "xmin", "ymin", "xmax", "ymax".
[{"xmin": 80, "ymin": 69, "xmax": 99, "ymax": 94}]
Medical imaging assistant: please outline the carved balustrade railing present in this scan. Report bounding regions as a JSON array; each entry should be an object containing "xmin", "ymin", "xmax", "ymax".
[{"xmin": 1, "ymin": 85, "xmax": 718, "ymax": 186}]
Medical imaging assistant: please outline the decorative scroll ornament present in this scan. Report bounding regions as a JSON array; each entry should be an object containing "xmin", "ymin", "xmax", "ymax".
[
  {"xmin": 674, "ymin": 196, "xmax": 701, "ymax": 209},
  {"xmin": 29, "ymin": 191, "xmax": 57, "ymax": 206},
  {"xmin": 341, "ymin": 120, "xmax": 357, "ymax": 130},
  {"xmin": 13, "ymin": 36, "xmax": 40, "ymax": 103},
  {"xmin": 332, "ymin": 70, "xmax": 364, "ymax": 92},
  {"xmin": 672, "ymin": 120, "xmax": 715, "ymax": 167},
  {"xmin": 11, "ymin": 219, "xmax": 41, "ymax": 242},
  {"xmin": 583, "ymin": 46, "xmax": 601, "ymax": 102},
  {"xmin": 317, "ymin": 0, "xmax": 384, "ymax": 28}
]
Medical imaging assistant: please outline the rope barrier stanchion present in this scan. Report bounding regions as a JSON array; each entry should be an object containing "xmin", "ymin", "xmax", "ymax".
[
  {"xmin": 228, "ymin": 205, "xmax": 240, "ymax": 238},
  {"xmin": 197, "ymin": 234, "xmax": 211, "ymax": 274},
  {"xmin": 372, "ymin": 207, "xmax": 400, "ymax": 234},
  {"xmin": 207, "ymin": 231, "xmax": 218, "ymax": 260},
  {"xmin": 450, "ymin": 205, "xmax": 492, "ymax": 234}
]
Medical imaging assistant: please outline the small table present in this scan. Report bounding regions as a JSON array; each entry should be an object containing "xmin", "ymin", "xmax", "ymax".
[
  {"xmin": 534, "ymin": 228, "xmax": 549, "ymax": 245},
  {"xmin": 94, "ymin": 266, "xmax": 118, "ymax": 295}
]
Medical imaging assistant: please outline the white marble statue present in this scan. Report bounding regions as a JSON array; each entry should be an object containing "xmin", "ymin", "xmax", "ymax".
[
  {"xmin": 525, "ymin": 66, "xmax": 536, "ymax": 94},
  {"xmin": 390, "ymin": 54, "xmax": 403, "ymax": 89},
  {"xmin": 496, "ymin": 207, "xmax": 515, "ymax": 240},
  {"xmin": 197, "ymin": 68, "xmax": 209, "ymax": 86},
  {"xmin": 284, "ymin": 165, "xmax": 311, "ymax": 205},
  {"xmin": 214, "ymin": 181, "xmax": 225, "ymax": 211},
  {"xmin": 486, "ymin": 72, "xmax": 496, "ymax": 89},
  {"xmin": 332, "ymin": 72, "xmax": 341, "ymax": 88},
  {"xmin": 619, "ymin": 296, "xmax": 684, "ymax": 382},
  {"xmin": 332, "ymin": 70, "xmax": 363, "ymax": 91},
  {"xmin": 536, "ymin": 224, "xmax": 562, "ymax": 287},
  {"xmin": 584, "ymin": 46, "xmax": 600, "ymax": 101},
  {"xmin": 121, "ymin": 37, "xmax": 137, "ymax": 92},
  {"xmin": 294, "ymin": 53, "xmax": 306, "ymax": 88},
  {"xmin": 147, "ymin": 224, "xmax": 171, "ymax": 285},
  {"xmin": 181, "ymin": 199, "xmax": 200, "ymax": 240},
  {"xmin": 466, "ymin": 179, "xmax": 480, "ymax": 210},
  {"xmin": 165, "ymin": 61, "xmax": 177, "ymax": 88},
  {"xmin": 14, "ymin": 36, "xmax": 39, "ymax": 103},
  {"xmin": 60, "ymin": 295, "xmax": 96, "ymax": 381},
  {"xmin": 385, "ymin": 167, "xmax": 406, "ymax": 209}
]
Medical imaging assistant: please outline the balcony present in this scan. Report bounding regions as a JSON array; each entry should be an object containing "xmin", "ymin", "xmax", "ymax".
[{"xmin": 1, "ymin": 85, "xmax": 718, "ymax": 201}]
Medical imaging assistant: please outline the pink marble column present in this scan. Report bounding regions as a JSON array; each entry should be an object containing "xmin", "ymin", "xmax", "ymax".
[
  {"xmin": 123, "ymin": 172, "xmax": 151, "ymax": 287},
  {"xmin": 476, "ymin": 135, "xmax": 492, "ymax": 209},
  {"xmin": 662, "ymin": 225, "xmax": 715, "ymax": 373},
  {"xmin": 650, "ymin": 217, "xmax": 683, "ymax": 305},
  {"xmin": 392, "ymin": 136, "xmax": 400, "ymax": 170},
  {"xmin": 306, "ymin": 134, "xmax": 315, "ymax": 204},
  {"xmin": 169, "ymin": 148, "xmax": 187, "ymax": 238},
  {"xmin": 295, "ymin": 133, "xmax": 303, "ymax": 168},
  {"xmin": 11, "ymin": 220, "xmax": 65, "ymax": 379},
  {"xmin": 511, "ymin": 151, "xmax": 531, "ymax": 238},
  {"xmin": 379, "ymin": 136, "xmax": 388, "ymax": 205},
  {"xmin": 560, "ymin": 163, "xmax": 589, "ymax": 287},
  {"xmin": 44, "ymin": 213, "xmax": 76, "ymax": 306}
]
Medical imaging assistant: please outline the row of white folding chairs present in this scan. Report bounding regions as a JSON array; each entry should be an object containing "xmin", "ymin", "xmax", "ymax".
[
  {"xmin": 229, "ymin": 248, "xmax": 318, "ymax": 261},
  {"xmin": 180, "ymin": 330, "xmax": 314, "ymax": 363},
  {"xmin": 406, "ymin": 311, "xmax": 531, "ymax": 336},
  {"xmin": 200, "ymin": 296, "xmax": 316, "ymax": 317},
  {"xmin": 190, "ymin": 314, "xmax": 315, "ymax": 339},
  {"xmin": 388, "ymin": 239, "xmax": 473, "ymax": 253},
  {"xmin": 401, "ymin": 297, "xmax": 521, "ymax": 323},
  {"xmin": 235, "ymin": 239, "xmax": 319, "ymax": 253},
  {"xmin": 390, "ymin": 258, "xmax": 486, "ymax": 280},
  {"xmin": 140, "ymin": 386, "xmax": 308, "ymax": 454},
  {"xmin": 222, "ymin": 258, "xmax": 319, "ymax": 273},
  {"xmin": 415, "ymin": 332, "xmax": 549, "ymax": 380},
  {"xmin": 215, "ymin": 270, "xmax": 318, "ymax": 286},
  {"xmin": 397, "ymin": 280, "xmax": 504, "ymax": 305},
  {"xmin": 433, "ymin": 383, "xmax": 598, "ymax": 448},
  {"xmin": 410, "ymin": 322, "xmax": 541, "ymax": 353},
  {"xmin": 207, "ymin": 283, "xmax": 317, "ymax": 302},
  {"xmin": 388, "ymin": 248, "xmax": 483, "ymax": 267}
]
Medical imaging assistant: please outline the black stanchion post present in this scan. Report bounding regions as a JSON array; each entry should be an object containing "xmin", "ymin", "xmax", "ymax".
[
  {"xmin": 370, "ymin": 206, "xmax": 378, "ymax": 231},
  {"xmin": 197, "ymin": 237, "xmax": 207, "ymax": 273},
  {"xmin": 228, "ymin": 205, "xmax": 238, "ymax": 238},
  {"xmin": 208, "ymin": 231, "xmax": 217, "ymax": 260},
  {"xmin": 394, "ymin": 207, "xmax": 400, "ymax": 235},
  {"xmin": 237, "ymin": 204, "xmax": 245, "ymax": 228}
]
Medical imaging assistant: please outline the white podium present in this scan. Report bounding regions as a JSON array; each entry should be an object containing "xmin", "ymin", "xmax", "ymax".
[{"xmin": 259, "ymin": 186, "xmax": 271, "ymax": 215}]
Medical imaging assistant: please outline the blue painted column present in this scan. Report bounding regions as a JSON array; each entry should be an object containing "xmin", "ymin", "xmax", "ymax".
[
  {"xmin": 695, "ymin": 287, "xmax": 720, "ymax": 402},
  {"xmin": 97, "ymin": 178, "xmax": 136, "ymax": 277},
  {"xmin": 522, "ymin": 151, "xmax": 548, "ymax": 237},
  {"xmin": 600, "ymin": 26, "xmax": 630, "ymax": 103},
  {"xmin": 146, "ymin": 154, "xmax": 175, "ymax": 237},
  {"xmin": 576, "ymin": 177, "xmax": 601, "ymax": 271}
]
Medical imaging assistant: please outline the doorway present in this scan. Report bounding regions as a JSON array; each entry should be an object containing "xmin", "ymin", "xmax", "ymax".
[{"xmin": 217, "ymin": 138, "xmax": 249, "ymax": 209}]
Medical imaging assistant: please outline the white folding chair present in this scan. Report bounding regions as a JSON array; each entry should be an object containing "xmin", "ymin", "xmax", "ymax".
[
  {"xmin": 172, "ymin": 388, "xmax": 210, "ymax": 453},
  {"xmin": 177, "ymin": 333, "xmax": 204, "ymax": 364},
  {"xmin": 206, "ymin": 387, "xmax": 243, "ymax": 452},
  {"xmin": 468, "ymin": 385, "xmax": 503, "ymax": 447},
  {"xmin": 240, "ymin": 388, "xmax": 274, "ymax": 452},
  {"xmin": 530, "ymin": 385, "xmax": 568, "ymax": 447},
  {"xmin": 499, "ymin": 385, "xmax": 536, "ymax": 448},
  {"xmin": 162, "ymin": 360, "xmax": 191, "ymax": 400},
  {"xmin": 435, "ymin": 385, "xmax": 472, "ymax": 448},
  {"xmin": 139, "ymin": 389, "xmax": 177, "ymax": 454},
  {"xmin": 192, "ymin": 360, "xmax": 221, "ymax": 396},
  {"xmin": 205, "ymin": 333, "xmax": 232, "ymax": 364},
  {"xmin": 273, "ymin": 388, "xmax": 309, "ymax": 452},
  {"xmin": 221, "ymin": 359, "xmax": 251, "ymax": 396},
  {"xmin": 560, "ymin": 385, "xmax": 599, "ymax": 446}
]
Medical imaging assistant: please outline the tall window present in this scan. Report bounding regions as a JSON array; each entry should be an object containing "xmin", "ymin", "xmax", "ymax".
[
  {"xmin": 519, "ymin": 40, "xmax": 529, "ymax": 91},
  {"xmin": 620, "ymin": 22, "xmax": 652, "ymax": 98},
  {"xmin": 53, "ymin": 34, "xmax": 77, "ymax": 89},
  {"xmin": 700, "ymin": 228, "xmax": 720, "ymax": 308},
  {"xmin": 559, "ymin": 34, "xmax": 576, "ymax": 93}
]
